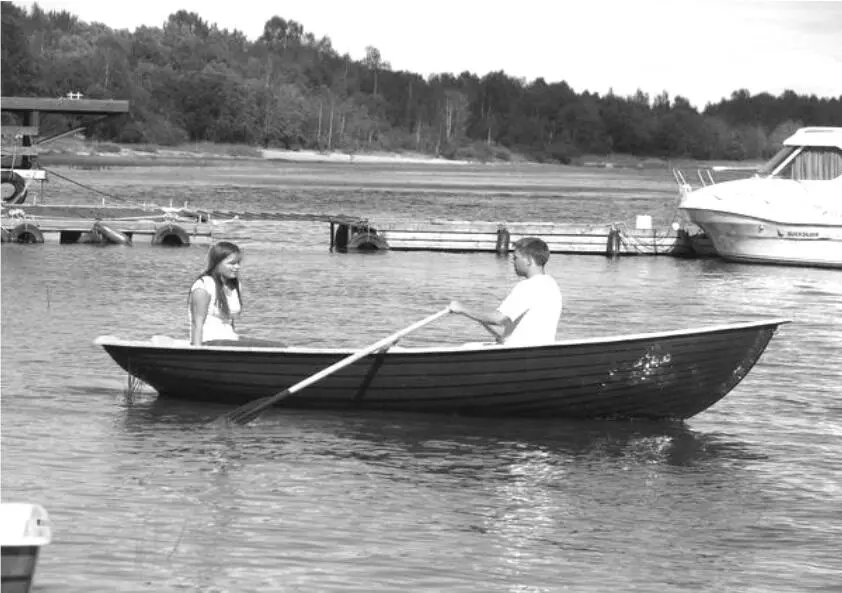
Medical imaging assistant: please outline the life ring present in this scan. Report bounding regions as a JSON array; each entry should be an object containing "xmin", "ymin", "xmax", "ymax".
[
  {"xmin": 151, "ymin": 223, "xmax": 190, "ymax": 246},
  {"xmin": 9, "ymin": 222, "xmax": 44, "ymax": 243},
  {"xmin": 347, "ymin": 231, "xmax": 389, "ymax": 251},
  {"xmin": 1, "ymin": 170, "xmax": 29, "ymax": 205}
]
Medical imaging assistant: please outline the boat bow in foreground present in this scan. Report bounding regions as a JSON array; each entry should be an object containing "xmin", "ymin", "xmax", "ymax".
[{"xmin": 95, "ymin": 318, "xmax": 789, "ymax": 420}]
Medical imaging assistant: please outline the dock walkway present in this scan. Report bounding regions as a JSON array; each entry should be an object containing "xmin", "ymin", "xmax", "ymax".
[{"xmin": 331, "ymin": 218, "xmax": 712, "ymax": 258}]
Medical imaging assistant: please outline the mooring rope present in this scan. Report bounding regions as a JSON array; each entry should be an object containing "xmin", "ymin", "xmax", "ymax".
[
  {"xmin": 612, "ymin": 221, "xmax": 676, "ymax": 255},
  {"xmin": 42, "ymin": 166, "xmax": 131, "ymax": 203}
]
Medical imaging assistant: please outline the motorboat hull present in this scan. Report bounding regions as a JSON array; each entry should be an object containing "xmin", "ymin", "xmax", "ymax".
[{"xmin": 682, "ymin": 208, "xmax": 842, "ymax": 268}]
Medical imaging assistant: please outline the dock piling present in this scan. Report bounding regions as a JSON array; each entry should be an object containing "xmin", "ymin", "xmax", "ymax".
[{"xmin": 495, "ymin": 225, "xmax": 510, "ymax": 256}]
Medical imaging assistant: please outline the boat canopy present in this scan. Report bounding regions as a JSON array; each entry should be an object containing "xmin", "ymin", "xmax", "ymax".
[
  {"xmin": 758, "ymin": 146, "xmax": 797, "ymax": 176},
  {"xmin": 783, "ymin": 127, "xmax": 842, "ymax": 150},
  {"xmin": 760, "ymin": 127, "xmax": 842, "ymax": 181}
]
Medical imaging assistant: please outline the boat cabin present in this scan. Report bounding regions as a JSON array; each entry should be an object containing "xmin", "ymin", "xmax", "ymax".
[{"xmin": 759, "ymin": 127, "xmax": 842, "ymax": 181}]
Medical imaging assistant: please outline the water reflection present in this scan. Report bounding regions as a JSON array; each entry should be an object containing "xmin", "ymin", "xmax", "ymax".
[
  {"xmin": 110, "ymin": 397, "xmax": 770, "ymax": 590},
  {"xmin": 118, "ymin": 396, "xmax": 763, "ymax": 472}
]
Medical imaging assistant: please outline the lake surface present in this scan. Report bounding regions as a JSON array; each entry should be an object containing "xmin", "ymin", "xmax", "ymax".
[{"xmin": 2, "ymin": 162, "xmax": 841, "ymax": 592}]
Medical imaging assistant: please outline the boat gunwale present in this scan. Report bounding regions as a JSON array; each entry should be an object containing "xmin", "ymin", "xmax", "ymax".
[
  {"xmin": 93, "ymin": 318, "xmax": 791, "ymax": 356},
  {"xmin": 680, "ymin": 202, "xmax": 842, "ymax": 228}
]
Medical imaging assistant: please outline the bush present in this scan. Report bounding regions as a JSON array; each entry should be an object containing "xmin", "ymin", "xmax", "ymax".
[
  {"xmin": 224, "ymin": 144, "xmax": 262, "ymax": 158},
  {"xmin": 94, "ymin": 142, "xmax": 122, "ymax": 153},
  {"xmin": 493, "ymin": 146, "xmax": 512, "ymax": 161},
  {"xmin": 133, "ymin": 144, "xmax": 159, "ymax": 154},
  {"xmin": 135, "ymin": 115, "xmax": 189, "ymax": 146},
  {"xmin": 545, "ymin": 141, "xmax": 580, "ymax": 164},
  {"xmin": 444, "ymin": 141, "xmax": 495, "ymax": 162}
]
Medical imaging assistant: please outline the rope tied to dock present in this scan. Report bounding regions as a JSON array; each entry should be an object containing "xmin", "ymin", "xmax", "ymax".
[
  {"xmin": 42, "ymin": 167, "xmax": 131, "ymax": 204},
  {"xmin": 611, "ymin": 221, "xmax": 677, "ymax": 255},
  {"xmin": 2, "ymin": 208, "xmax": 27, "ymax": 219}
]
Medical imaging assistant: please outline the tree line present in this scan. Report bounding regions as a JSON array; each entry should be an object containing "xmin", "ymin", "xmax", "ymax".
[{"xmin": 2, "ymin": 3, "xmax": 841, "ymax": 163}]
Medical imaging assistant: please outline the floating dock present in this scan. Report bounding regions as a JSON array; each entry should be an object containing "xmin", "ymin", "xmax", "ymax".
[
  {"xmin": 330, "ymin": 218, "xmax": 714, "ymax": 257},
  {"xmin": 0, "ymin": 204, "xmax": 216, "ymax": 246}
]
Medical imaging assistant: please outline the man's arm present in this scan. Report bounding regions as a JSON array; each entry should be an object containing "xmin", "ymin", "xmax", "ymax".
[{"xmin": 449, "ymin": 300, "xmax": 512, "ymax": 342}]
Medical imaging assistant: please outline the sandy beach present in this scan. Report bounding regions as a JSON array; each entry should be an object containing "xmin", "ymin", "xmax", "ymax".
[{"xmin": 259, "ymin": 148, "xmax": 474, "ymax": 165}]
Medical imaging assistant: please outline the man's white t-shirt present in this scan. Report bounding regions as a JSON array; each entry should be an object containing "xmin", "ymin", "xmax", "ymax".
[{"xmin": 497, "ymin": 274, "xmax": 562, "ymax": 346}]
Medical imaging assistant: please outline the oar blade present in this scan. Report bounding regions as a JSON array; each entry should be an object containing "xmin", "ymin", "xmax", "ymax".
[{"xmin": 222, "ymin": 390, "xmax": 290, "ymax": 426}]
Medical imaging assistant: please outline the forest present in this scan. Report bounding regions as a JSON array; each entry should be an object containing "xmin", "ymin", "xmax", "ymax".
[{"xmin": 2, "ymin": 3, "xmax": 841, "ymax": 163}]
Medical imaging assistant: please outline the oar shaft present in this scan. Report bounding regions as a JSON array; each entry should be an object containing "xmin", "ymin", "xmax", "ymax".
[
  {"xmin": 286, "ymin": 308, "xmax": 451, "ymax": 395},
  {"xmin": 220, "ymin": 307, "xmax": 452, "ymax": 425}
]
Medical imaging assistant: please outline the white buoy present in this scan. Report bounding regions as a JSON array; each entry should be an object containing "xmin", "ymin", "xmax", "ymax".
[{"xmin": 0, "ymin": 503, "xmax": 52, "ymax": 593}]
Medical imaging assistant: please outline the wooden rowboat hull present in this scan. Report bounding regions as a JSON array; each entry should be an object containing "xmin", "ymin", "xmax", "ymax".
[{"xmin": 94, "ymin": 319, "xmax": 788, "ymax": 420}]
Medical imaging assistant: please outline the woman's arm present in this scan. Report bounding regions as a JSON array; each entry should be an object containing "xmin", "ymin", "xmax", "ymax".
[{"xmin": 190, "ymin": 288, "xmax": 211, "ymax": 346}]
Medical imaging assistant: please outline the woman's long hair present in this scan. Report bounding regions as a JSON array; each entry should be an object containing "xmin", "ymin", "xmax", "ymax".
[{"xmin": 191, "ymin": 241, "xmax": 242, "ymax": 318}]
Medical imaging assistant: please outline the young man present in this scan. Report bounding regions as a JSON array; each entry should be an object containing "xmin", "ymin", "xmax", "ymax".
[{"xmin": 450, "ymin": 236, "xmax": 562, "ymax": 346}]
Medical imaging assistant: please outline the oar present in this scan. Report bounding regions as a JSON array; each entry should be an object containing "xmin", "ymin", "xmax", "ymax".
[
  {"xmin": 217, "ymin": 307, "xmax": 452, "ymax": 426},
  {"xmin": 480, "ymin": 321, "xmax": 504, "ymax": 343}
]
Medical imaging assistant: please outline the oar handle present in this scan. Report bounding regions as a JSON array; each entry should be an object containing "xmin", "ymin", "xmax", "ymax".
[{"xmin": 286, "ymin": 307, "xmax": 451, "ymax": 395}]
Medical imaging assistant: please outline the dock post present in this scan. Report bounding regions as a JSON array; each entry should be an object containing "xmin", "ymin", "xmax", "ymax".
[
  {"xmin": 607, "ymin": 225, "xmax": 621, "ymax": 257},
  {"xmin": 22, "ymin": 110, "xmax": 39, "ymax": 170},
  {"xmin": 496, "ymin": 225, "xmax": 510, "ymax": 256},
  {"xmin": 330, "ymin": 222, "xmax": 335, "ymax": 251},
  {"xmin": 334, "ymin": 224, "xmax": 349, "ymax": 251}
]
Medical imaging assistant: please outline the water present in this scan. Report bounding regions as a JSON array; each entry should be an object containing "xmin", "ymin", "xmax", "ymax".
[
  {"xmin": 3, "ymin": 164, "xmax": 842, "ymax": 592},
  {"xmin": 32, "ymin": 160, "xmax": 684, "ymax": 226}
]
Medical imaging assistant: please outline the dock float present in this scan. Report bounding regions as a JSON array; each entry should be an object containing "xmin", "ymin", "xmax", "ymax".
[
  {"xmin": 330, "ymin": 218, "xmax": 713, "ymax": 257},
  {"xmin": 0, "ymin": 204, "xmax": 216, "ymax": 246}
]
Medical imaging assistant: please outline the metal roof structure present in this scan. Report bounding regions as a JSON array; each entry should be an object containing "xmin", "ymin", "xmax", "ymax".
[{"xmin": 1, "ymin": 96, "xmax": 129, "ymax": 116}]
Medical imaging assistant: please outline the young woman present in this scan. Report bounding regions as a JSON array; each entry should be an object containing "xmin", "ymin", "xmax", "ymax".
[{"xmin": 189, "ymin": 241, "xmax": 243, "ymax": 346}]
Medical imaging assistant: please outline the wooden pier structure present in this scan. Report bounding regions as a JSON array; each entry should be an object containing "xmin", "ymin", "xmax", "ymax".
[
  {"xmin": 330, "ymin": 218, "xmax": 713, "ymax": 258},
  {"xmin": 0, "ymin": 204, "xmax": 217, "ymax": 245},
  {"xmin": 2, "ymin": 95, "xmax": 131, "ymax": 205},
  {"xmin": 2, "ymin": 203, "xmax": 713, "ymax": 256},
  {"xmin": 0, "ymin": 95, "xmax": 214, "ymax": 245}
]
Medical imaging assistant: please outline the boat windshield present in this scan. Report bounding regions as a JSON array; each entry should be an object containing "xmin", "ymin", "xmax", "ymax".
[{"xmin": 759, "ymin": 146, "xmax": 798, "ymax": 176}]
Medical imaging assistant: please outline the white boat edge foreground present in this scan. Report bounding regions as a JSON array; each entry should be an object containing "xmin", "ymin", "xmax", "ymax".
[
  {"xmin": 0, "ymin": 503, "xmax": 52, "ymax": 593},
  {"xmin": 678, "ymin": 126, "xmax": 842, "ymax": 268}
]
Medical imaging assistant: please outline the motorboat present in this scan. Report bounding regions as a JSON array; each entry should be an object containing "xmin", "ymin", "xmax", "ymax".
[{"xmin": 678, "ymin": 126, "xmax": 842, "ymax": 268}]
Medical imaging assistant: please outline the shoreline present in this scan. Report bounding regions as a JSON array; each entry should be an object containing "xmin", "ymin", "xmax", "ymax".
[
  {"xmin": 32, "ymin": 139, "xmax": 479, "ymax": 166},
  {"xmin": 260, "ymin": 148, "xmax": 473, "ymax": 165},
  {"xmin": 13, "ymin": 139, "xmax": 763, "ymax": 172}
]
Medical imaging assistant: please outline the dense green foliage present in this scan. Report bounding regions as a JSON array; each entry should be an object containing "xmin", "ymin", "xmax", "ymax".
[{"xmin": 3, "ymin": 4, "xmax": 841, "ymax": 162}]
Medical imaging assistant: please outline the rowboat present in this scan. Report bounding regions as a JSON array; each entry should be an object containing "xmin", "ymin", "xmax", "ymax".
[
  {"xmin": 678, "ymin": 126, "xmax": 842, "ymax": 268},
  {"xmin": 95, "ymin": 317, "xmax": 789, "ymax": 420}
]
